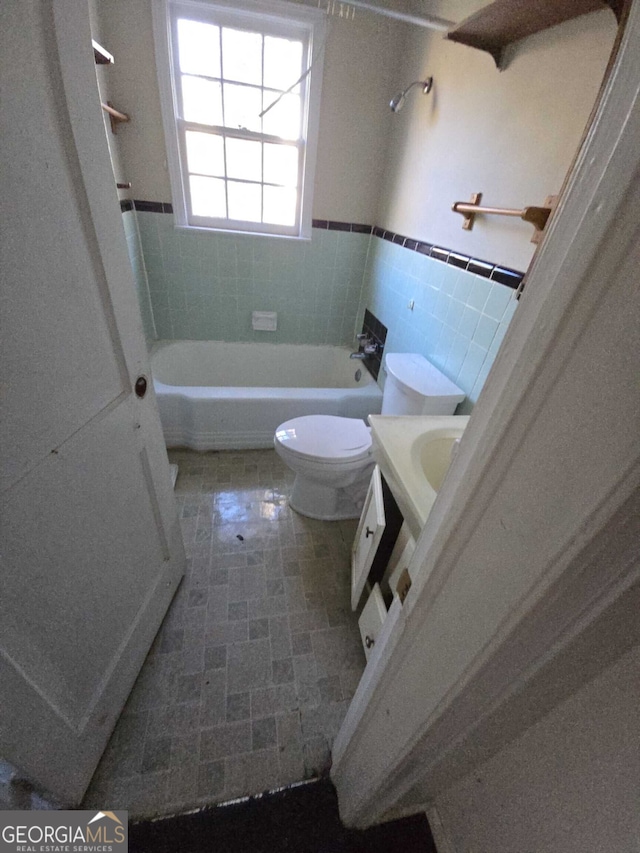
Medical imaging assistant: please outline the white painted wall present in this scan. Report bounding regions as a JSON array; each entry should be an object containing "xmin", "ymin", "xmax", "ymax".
[
  {"xmin": 431, "ymin": 643, "xmax": 640, "ymax": 853},
  {"xmin": 378, "ymin": 2, "xmax": 617, "ymax": 270},
  {"xmin": 313, "ymin": 11, "xmax": 404, "ymax": 222},
  {"xmin": 92, "ymin": 0, "xmax": 172, "ymax": 203},
  {"xmin": 91, "ymin": 0, "xmax": 616, "ymax": 261},
  {"xmin": 94, "ymin": 0, "xmax": 403, "ymax": 222}
]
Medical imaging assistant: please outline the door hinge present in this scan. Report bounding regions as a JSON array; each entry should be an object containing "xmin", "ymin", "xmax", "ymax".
[{"xmin": 396, "ymin": 568, "xmax": 412, "ymax": 604}]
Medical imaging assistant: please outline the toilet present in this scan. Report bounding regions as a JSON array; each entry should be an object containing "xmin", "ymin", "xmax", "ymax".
[{"xmin": 274, "ymin": 353, "xmax": 465, "ymax": 520}]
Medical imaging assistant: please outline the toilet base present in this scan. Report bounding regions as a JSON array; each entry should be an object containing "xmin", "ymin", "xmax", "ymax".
[{"xmin": 289, "ymin": 468, "xmax": 372, "ymax": 521}]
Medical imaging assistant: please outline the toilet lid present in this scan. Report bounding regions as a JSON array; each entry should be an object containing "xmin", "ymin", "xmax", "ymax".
[{"xmin": 275, "ymin": 415, "xmax": 372, "ymax": 463}]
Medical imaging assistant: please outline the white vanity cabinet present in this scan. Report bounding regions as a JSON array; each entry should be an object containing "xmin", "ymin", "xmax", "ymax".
[
  {"xmin": 352, "ymin": 465, "xmax": 411, "ymax": 660},
  {"xmin": 358, "ymin": 583, "xmax": 387, "ymax": 662},
  {"xmin": 351, "ymin": 465, "xmax": 386, "ymax": 611}
]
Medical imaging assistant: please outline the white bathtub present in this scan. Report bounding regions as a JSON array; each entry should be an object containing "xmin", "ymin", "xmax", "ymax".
[{"xmin": 151, "ymin": 340, "xmax": 383, "ymax": 450}]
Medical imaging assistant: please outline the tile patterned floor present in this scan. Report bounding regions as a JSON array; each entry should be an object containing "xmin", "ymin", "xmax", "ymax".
[{"xmin": 83, "ymin": 449, "xmax": 365, "ymax": 818}]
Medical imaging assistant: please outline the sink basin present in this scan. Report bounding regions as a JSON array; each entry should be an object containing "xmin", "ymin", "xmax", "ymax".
[
  {"xmin": 413, "ymin": 433, "xmax": 461, "ymax": 492},
  {"xmin": 368, "ymin": 415, "xmax": 470, "ymax": 539}
]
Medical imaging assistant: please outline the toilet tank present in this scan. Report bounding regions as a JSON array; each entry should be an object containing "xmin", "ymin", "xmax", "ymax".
[{"xmin": 381, "ymin": 353, "xmax": 465, "ymax": 415}]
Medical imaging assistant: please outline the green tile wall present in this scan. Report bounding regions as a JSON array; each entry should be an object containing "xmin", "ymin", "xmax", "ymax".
[
  {"xmin": 357, "ymin": 237, "xmax": 518, "ymax": 413},
  {"xmin": 122, "ymin": 209, "xmax": 156, "ymax": 345},
  {"xmin": 131, "ymin": 211, "xmax": 518, "ymax": 411},
  {"xmin": 136, "ymin": 212, "xmax": 369, "ymax": 346}
]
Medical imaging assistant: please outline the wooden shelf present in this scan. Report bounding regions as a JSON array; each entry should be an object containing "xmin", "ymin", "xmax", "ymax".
[
  {"xmin": 446, "ymin": 0, "xmax": 623, "ymax": 69},
  {"xmin": 92, "ymin": 40, "xmax": 130, "ymax": 133},
  {"xmin": 92, "ymin": 39, "xmax": 114, "ymax": 65}
]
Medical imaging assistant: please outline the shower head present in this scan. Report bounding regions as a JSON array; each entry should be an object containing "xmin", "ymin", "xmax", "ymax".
[{"xmin": 390, "ymin": 77, "xmax": 433, "ymax": 113}]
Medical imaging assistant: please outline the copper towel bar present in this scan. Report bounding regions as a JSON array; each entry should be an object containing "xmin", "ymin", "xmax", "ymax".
[{"xmin": 452, "ymin": 193, "xmax": 556, "ymax": 242}]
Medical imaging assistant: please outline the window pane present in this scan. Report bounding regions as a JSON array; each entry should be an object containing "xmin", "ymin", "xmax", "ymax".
[
  {"xmin": 222, "ymin": 28, "xmax": 262, "ymax": 86},
  {"xmin": 263, "ymin": 185, "xmax": 296, "ymax": 226},
  {"xmin": 177, "ymin": 19, "xmax": 220, "ymax": 78},
  {"xmin": 182, "ymin": 75, "xmax": 223, "ymax": 125},
  {"xmin": 263, "ymin": 37, "xmax": 303, "ymax": 92},
  {"xmin": 185, "ymin": 131, "xmax": 225, "ymax": 176},
  {"xmin": 190, "ymin": 175, "xmax": 227, "ymax": 218},
  {"xmin": 264, "ymin": 143, "xmax": 298, "ymax": 187},
  {"xmin": 227, "ymin": 181, "xmax": 261, "ymax": 222},
  {"xmin": 164, "ymin": 4, "xmax": 322, "ymax": 236},
  {"xmin": 262, "ymin": 92, "xmax": 301, "ymax": 140},
  {"xmin": 223, "ymin": 83, "xmax": 262, "ymax": 132},
  {"xmin": 226, "ymin": 138, "xmax": 262, "ymax": 182}
]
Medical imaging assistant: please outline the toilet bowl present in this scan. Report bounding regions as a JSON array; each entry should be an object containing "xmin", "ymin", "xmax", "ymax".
[
  {"xmin": 274, "ymin": 353, "xmax": 465, "ymax": 521},
  {"xmin": 274, "ymin": 415, "xmax": 374, "ymax": 520}
]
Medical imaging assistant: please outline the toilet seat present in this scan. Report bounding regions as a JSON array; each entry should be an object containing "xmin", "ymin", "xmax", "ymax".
[{"xmin": 275, "ymin": 415, "xmax": 372, "ymax": 464}]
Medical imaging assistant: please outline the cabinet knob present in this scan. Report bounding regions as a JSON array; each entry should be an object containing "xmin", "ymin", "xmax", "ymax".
[
  {"xmin": 365, "ymin": 526, "xmax": 374, "ymax": 538},
  {"xmin": 365, "ymin": 635, "xmax": 375, "ymax": 648}
]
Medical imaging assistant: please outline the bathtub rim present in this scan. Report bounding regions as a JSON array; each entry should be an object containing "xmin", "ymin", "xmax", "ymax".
[
  {"xmin": 150, "ymin": 340, "xmax": 383, "ymax": 451},
  {"xmin": 153, "ymin": 380, "xmax": 382, "ymax": 401},
  {"xmin": 150, "ymin": 339, "xmax": 380, "ymax": 392}
]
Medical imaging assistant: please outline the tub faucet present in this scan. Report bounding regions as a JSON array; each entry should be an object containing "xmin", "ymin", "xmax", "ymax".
[{"xmin": 351, "ymin": 334, "xmax": 379, "ymax": 358}]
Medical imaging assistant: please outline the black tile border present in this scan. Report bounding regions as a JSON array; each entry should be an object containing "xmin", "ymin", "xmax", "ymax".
[
  {"xmin": 430, "ymin": 246, "xmax": 450, "ymax": 264},
  {"xmin": 448, "ymin": 252, "xmax": 470, "ymax": 269},
  {"xmin": 133, "ymin": 199, "xmax": 174, "ymax": 214},
  {"xmin": 372, "ymin": 228, "xmax": 525, "ymax": 290},
  {"xmin": 128, "ymin": 204, "xmax": 524, "ymax": 290},
  {"xmin": 491, "ymin": 266, "xmax": 524, "ymax": 288},
  {"xmin": 312, "ymin": 219, "xmax": 373, "ymax": 234},
  {"xmin": 468, "ymin": 259, "xmax": 494, "ymax": 278}
]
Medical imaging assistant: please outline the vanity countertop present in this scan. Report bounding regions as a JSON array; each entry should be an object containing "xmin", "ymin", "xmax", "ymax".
[{"xmin": 369, "ymin": 415, "xmax": 470, "ymax": 539}]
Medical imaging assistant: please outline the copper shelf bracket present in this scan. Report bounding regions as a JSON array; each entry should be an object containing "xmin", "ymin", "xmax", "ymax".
[{"xmin": 101, "ymin": 101, "xmax": 130, "ymax": 135}]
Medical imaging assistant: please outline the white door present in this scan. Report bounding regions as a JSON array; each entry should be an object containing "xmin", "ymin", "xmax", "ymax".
[{"xmin": 0, "ymin": 1, "xmax": 185, "ymax": 804}]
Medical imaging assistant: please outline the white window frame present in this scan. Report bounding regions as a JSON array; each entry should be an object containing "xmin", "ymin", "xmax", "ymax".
[{"xmin": 152, "ymin": 0, "xmax": 325, "ymax": 239}]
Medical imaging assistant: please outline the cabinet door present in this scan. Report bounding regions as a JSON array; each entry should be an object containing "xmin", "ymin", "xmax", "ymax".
[
  {"xmin": 358, "ymin": 583, "xmax": 388, "ymax": 662},
  {"xmin": 351, "ymin": 465, "xmax": 385, "ymax": 610}
]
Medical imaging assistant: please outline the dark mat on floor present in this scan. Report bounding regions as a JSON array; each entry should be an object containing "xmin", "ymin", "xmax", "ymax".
[{"xmin": 129, "ymin": 778, "xmax": 437, "ymax": 853}]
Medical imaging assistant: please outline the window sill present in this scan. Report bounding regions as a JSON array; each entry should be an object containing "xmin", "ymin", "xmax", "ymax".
[{"xmin": 172, "ymin": 222, "xmax": 312, "ymax": 241}]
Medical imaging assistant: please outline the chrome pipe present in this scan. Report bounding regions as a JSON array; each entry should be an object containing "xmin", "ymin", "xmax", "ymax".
[{"xmin": 340, "ymin": 0, "xmax": 454, "ymax": 31}]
